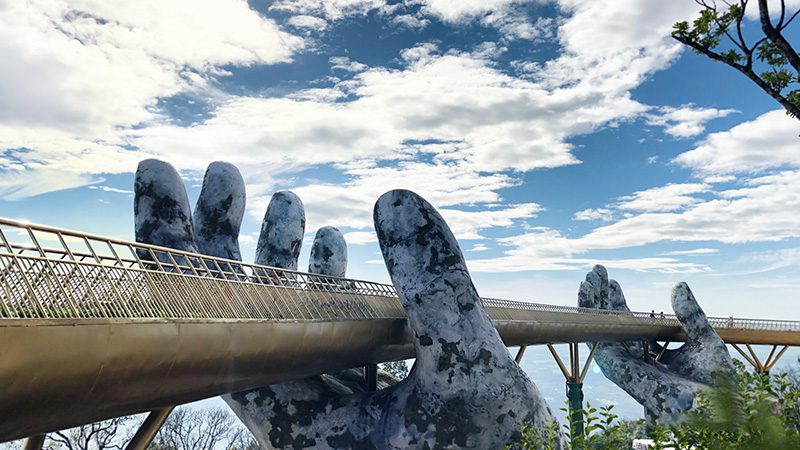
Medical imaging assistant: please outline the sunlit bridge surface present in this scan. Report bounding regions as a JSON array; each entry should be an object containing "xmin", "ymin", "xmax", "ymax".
[{"xmin": 1, "ymin": 217, "xmax": 799, "ymax": 442}]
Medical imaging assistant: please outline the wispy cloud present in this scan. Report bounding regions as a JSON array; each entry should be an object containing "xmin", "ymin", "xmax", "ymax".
[{"xmin": 646, "ymin": 104, "xmax": 737, "ymax": 138}]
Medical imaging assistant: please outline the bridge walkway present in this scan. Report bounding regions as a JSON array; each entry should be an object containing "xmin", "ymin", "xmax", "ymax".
[{"xmin": 1, "ymin": 218, "xmax": 798, "ymax": 442}]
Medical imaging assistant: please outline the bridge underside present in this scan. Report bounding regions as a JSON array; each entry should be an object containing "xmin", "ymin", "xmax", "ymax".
[
  {"xmin": 2, "ymin": 310, "xmax": 797, "ymax": 442},
  {"xmin": 1, "ymin": 217, "xmax": 799, "ymax": 443}
]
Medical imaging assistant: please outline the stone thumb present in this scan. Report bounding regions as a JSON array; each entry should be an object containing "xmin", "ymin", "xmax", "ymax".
[
  {"xmin": 671, "ymin": 282, "xmax": 713, "ymax": 342},
  {"xmin": 373, "ymin": 190, "xmax": 510, "ymax": 376}
]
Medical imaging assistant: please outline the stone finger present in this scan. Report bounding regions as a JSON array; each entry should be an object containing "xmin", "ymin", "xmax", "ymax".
[
  {"xmin": 134, "ymin": 159, "xmax": 197, "ymax": 254},
  {"xmin": 192, "ymin": 161, "xmax": 245, "ymax": 261},
  {"xmin": 308, "ymin": 226, "xmax": 347, "ymax": 277},
  {"xmin": 255, "ymin": 191, "xmax": 305, "ymax": 270}
]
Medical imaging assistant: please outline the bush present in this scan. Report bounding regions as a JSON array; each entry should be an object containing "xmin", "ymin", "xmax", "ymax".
[{"xmin": 509, "ymin": 360, "xmax": 800, "ymax": 450}]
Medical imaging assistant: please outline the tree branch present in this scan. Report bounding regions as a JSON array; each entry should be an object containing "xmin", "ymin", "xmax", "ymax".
[
  {"xmin": 673, "ymin": 33, "xmax": 800, "ymax": 117},
  {"xmin": 758, "ymin": 0, "xmax": 800, "ymax": 73}
]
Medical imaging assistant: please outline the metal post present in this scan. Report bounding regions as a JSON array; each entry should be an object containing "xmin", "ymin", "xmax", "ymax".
[
  {"xmin": 126, "ymin": 406, "xmax": 174, "ymax": 450},
  {"xmin": 365, "ymin": 364, "xmax": 378, "ymax": 391},
  {"xmin": 22, "ymin": 435, "xmax": 45, "ymax": 450}
]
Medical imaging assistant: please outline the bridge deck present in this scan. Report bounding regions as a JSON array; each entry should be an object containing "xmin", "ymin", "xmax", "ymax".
[{"xmin": 1, "ymin": 218, "xmax": 799, "ymax": 442}]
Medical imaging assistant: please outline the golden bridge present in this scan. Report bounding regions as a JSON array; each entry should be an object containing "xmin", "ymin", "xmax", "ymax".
[{"xmin": 1, "ymin": 217, "xmax": 798, "ymax": 448}]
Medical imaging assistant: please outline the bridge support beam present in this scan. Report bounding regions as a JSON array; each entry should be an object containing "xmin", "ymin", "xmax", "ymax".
[
  {"xmin": 731, "ymin": 344, "xmax": 789, "ymax": 375},
  {"xmin": 22, "ymin": 435, "xmax": 45, "ymax": 450},
  {"xmin": 364, "ymin": 364, "xmax": 378, "ymax": 391},
  {"xmin": 547, "ymin": 342, "xmax": 598, "ymax": 439},
  {"xmin": 514, "ymin": 345, "xmax": 527, "ymax": 365},
  {"xmin": 655, "ymin": 341, "xmax": 670, "ymax": 362},
  {"xmin": 126, "ymin": 406, "xmax": 174, "ymax": 450}
]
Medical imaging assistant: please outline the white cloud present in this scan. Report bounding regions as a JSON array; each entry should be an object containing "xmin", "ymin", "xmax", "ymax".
[
  {"xmin": 285, "ymin": 159, "xmax": 540, "ymax": 243},
  {"xmin": 0, "ymin": 0, "xmax": 303, "ymax": 198},
  {"xmin": 270, "ymin": 0, "xmax": 387, "ymax": 20},
  {"xmin": 735, "ymin": 247, "xmax": 800, "ymax": 274},
  {"xmin": 471, "ymin": 243, "xmax": 490, "ymax": 252},
  {"xmin": 287, "ymin": 15, "xmax": 329, "ymax": 31},
  {"xmin": 0, "ymin": 0, "xmax": 710, "ymax": 203},
  {"xmin": 742, "ymin": 0, "xmax": 800, "ymax": 19},
  {"xmin": 130, "ymin": 41, "xmax": 665, "ymax": 193},
  {"xmin": 342, "ymin": 231, "xmax": 377, "ymax": 245},
  {"xmin": 646, "ymin": 104, "xmax": 737, "ymax": 138},
  {"xmin": 88, "ymin": 185, "xmax": 134, "ymax": 195},
  {"xmin": 662, "ymin": 248, "xmax": 719, "ymax": 256},
  {"xmin": 468, "ymin": 225, "xmax": 712, "ymax": 273},
  {"xmin": 413, "ymin": 0, "xmax": 520, "ymax": 23},
  {"xmin": 470, "ymin": 169, "xmax": 800, "ymax": 273},
  {"xmin": 573, "ymin": 208, "xmax": 613, "ymax": 222},
  {"xmin": 703, "ymin": 175, "xmax": 736, "ymax": 184},
  {"xmin": 330, "ymin": 56, "xmax": 368, "ymax": 72},
  {"xmin": 414, "ymin": 0, "xmax": 556, "ymax": 41},
  {"xmin": 614, "ymin": 183, "xmax": 710, "ymax": 212},
  {"xmin": 0, "ymin": 0, "xmax": 301, "ymax": 131},
  {"xmin": 392, "ymin": 13, "xmax": 430, "ymax": 29},
  {"xmin": 674, "ymin": 110, "xmax": 800, "ymax": 175}
]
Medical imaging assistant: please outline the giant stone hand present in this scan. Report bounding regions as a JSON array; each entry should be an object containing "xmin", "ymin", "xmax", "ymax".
[
  {"xmin": 226, "ymin": 190, "xmax": 562, "ymax": 449},
  {"xmin": 133, "ymin": 159, "xmax": 562, "ymax": 449},
  {"xmin": 579, "ymin": 265, "xmax": 734, "ymax": 424}
]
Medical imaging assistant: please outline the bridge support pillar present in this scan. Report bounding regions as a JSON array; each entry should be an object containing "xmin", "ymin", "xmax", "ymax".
[
  {"xmin": 731, "ymin": 344, "xmax": 789, "ymax": 375},
  {"xmin": 547, "ymin": 342, "xmax": 598, "ymax": 439},
  {"xmin": 365, "ymin": 364, "xmax": 378, "ymax": 391},
  {"xmin": 566, "ymin": 381, "xmax": 584, "ymax": 437},
  {"xmin": 514, "ymin": 345, "xmax": 527, "ymax": 365},
  {"xmin": 126, "ymin": 406, "xmax": 174, "ymax": 450},
  {"xmin": 22, "ymin": 435, "xmax": 45, "ymax": 450}
]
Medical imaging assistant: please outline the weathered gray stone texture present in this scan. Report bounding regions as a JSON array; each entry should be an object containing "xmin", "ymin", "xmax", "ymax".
[
  {"xmin": 133, "ymin": 160, "xmax": 563, "ymax": 449},
  {"xmin": 308, "ymin": 226, "xmax": 347, "ymax": 277},
  {"xmin": 193, "ymin": 161, "xmax": 246, "ymax": 261},
  {"xmin": 255, "ymin": 191, "xmax": 305, "ymax": 271},
  {"xmin": 225, "ymin": 190, "xmax": 562, "ymax": 449},
  {"xmin": 579, "ymin": 265, "xmax": 734, "ymax": 424}
]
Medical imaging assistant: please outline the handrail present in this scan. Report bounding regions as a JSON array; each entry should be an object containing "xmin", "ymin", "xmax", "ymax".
[{"xmin": 0, "ymin": 217, "xmax": 799, "ymax": 334}]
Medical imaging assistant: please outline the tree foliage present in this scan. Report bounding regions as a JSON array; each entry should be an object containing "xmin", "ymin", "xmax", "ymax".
[
  {"xmin": 380, "ymin": 360, "xmax": 410, "ymax": 379},
  {"xmin": 673, "ymin": 0, "xmax": 800, "ymax": 118},
  {"xmin": 509, "ymin": 359, "xmax": 800, "ymax": 449}
]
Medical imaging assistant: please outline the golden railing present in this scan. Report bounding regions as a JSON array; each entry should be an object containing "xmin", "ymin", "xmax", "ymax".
[{"xmin": 0, "ymin": 217, "xmax": 799, "ymax": 335}]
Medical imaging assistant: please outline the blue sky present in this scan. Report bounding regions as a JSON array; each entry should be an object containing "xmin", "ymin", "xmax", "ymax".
[{"xmin": 2, "ymin": 0, "xmax": 800, "ymax": 420}]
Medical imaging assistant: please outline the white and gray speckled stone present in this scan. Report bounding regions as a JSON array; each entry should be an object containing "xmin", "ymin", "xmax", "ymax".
[
  {"xmin": 134, "ymin": 159, "xmax": 197, "ymax": 254},
  {"xmin": 308, "ymin": 226, "xmax": 347, "ymax": 277},
  {"xmin": 255, "ymin": 191, "xmax": 305, "ymax": 270},
  {"xmin": 225, "ymin": 190, "xmax": 563, "ymax": 449},
  {"xmin": 134, "ymin": 163, "xmax": 563, "ymax": 449},
  {"xmin": 193, "ymin": 161, "xmax": 245, "ymax": 261},
  {"xmin": 579, "ymin": 265, "xmax": 734, "ymax": 424}
]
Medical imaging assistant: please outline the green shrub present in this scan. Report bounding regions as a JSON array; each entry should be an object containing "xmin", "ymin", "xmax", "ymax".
[{"xmin": 509, "ymin": 360, "xmax": 800, "ymax": 450}]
